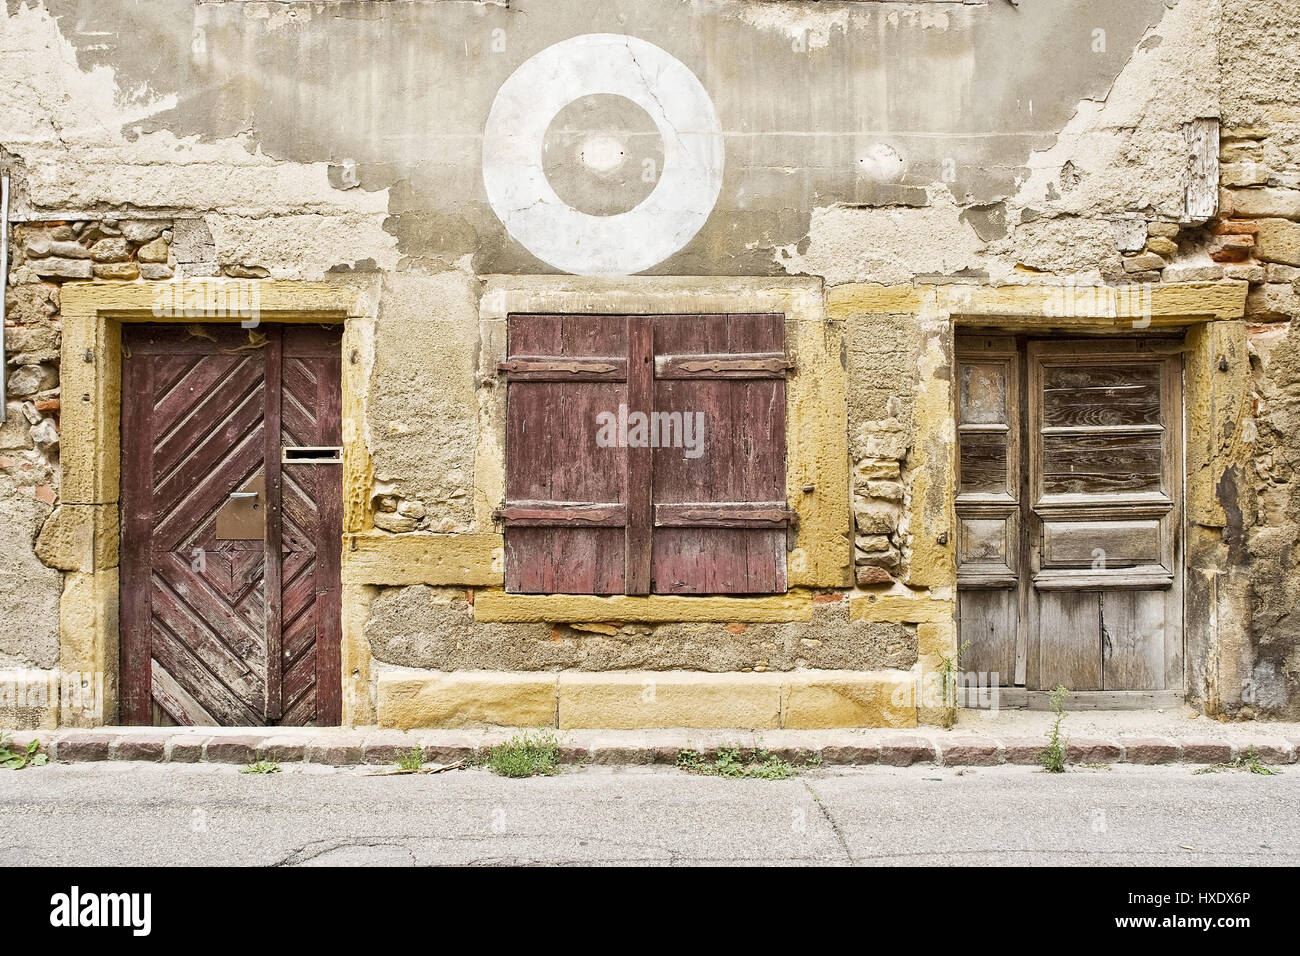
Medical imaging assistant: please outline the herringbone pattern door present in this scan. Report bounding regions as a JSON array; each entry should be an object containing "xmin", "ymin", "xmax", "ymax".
[{"xmin": 120, "ymin": 324, "xmax": 342, "ymax": 726}]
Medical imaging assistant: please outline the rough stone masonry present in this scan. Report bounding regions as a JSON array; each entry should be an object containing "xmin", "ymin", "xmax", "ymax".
[{"xmin": 1, "ymin": 0, "xmax": 1297, "ymax": 730}]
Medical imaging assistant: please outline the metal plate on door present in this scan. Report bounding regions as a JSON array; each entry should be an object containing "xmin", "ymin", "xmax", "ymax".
[{"xmin": 214, "ymin": 473, "xmax": 266, "ymax": 540}]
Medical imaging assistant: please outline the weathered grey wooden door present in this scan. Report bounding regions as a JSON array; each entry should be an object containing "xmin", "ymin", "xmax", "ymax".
[{"xmin": 956, "ymin": 336, "xmax": 1183, "ymax": 695}]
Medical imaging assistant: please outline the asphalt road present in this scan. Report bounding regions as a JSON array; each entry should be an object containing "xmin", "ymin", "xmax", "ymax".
[{"xmin": 1, "ymin": 762, "xmax": 1295, "ymax": 866}]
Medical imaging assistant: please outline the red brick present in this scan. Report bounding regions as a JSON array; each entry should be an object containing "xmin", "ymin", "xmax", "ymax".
[
  {"xmin": 819, "ymin": 744, "xmax": 880, "ymax": 765},
  {"xmin": 1210, "ymin": 235, "xmax": 1255, "ymax": 262},
  {"xmin": 812, "ymin": 592, "xmax": 844, "ymax": 604},
  {"xmin": 111, "ymin": 730, "xmax": 172, "ymax": 761},
  {"xmin": 1122, "ymin": 737, "xmax": 1181, "ymax": 764},
  {"xmin": 1180, "ymin": 738, "xmax": 1234, "ymax": 763},
  {"xmin": 940, "ymin": 737, "xmax": 1002, "ymax": 766},
  {"xmin": 361, "ymin": 731, "xmax": 423, "ymax": 765},
  {"xmin": 203, "ymin": 734, "xmax": 265, "ymax": 764},
  {"xmin": 1212, "ymin": 219, "xmax": 1259, "ymax": 236},
  {"xmin": 554, "ymin": 742, "xmax": 589, "ymax": 764},
  {"xmin": 855, "ymin": 566, "xmax": 893, "ymax": 586},
  {"xmin": 1241, "ymin": 740, "xmax": 1294, "ymax": 765},
  {"xmin": 879, "ymin": 736, "xmax": 937, "ymax": 766},
  {"xmin": 305, "ymin": 733, "xmax": 366, "ymax": 765},
  {"xmin": 1210, "ymin": 248, "xmax": 1251, "ymax": 263},
  {"xmin": 417, "ymin": 732, "xmax": 480, "ymax": 765},
  {"xmin": 53, "ymin": 731, "xmax": 115, "ymax": 762},
  {"xmin": 582, "ymin": 739, "xmax": 653, "ymax": 765},
  {"xmin": 1002, "ymin": 737, "xmax": 1048, "ymax": 765},
  {"xmin": 257, "ymin": 736, "xmax": 308, "ymax": 763},
  {"xmin": 166, "ymin": 734, "xmax": 211, "ymax": 763},
  {"xmin": 7, "ymin": 731, "xmax": 52, "ymax": 754},
  {"xmin": 1067, "ymin": 738, "xmax": 1123, "ymax": 764}
]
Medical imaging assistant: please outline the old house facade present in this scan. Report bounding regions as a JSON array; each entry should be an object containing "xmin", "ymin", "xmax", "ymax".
[{"xmin": 1, "ymin": 0, "xmax": 1297, "ymax": 731}]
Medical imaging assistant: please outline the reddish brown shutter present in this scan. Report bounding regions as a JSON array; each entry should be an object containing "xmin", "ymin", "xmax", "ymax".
[{"xmin": 501, "ymin": 314, "xmax": 791, "ymax": 596}]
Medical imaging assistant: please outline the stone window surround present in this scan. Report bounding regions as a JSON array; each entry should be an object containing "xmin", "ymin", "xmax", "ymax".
[{"xmin": 472, "ymin": 275, "xmax": 855, "ymax": 619}]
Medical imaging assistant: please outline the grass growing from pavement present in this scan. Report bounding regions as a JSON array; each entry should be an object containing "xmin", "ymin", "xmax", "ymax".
[
  {"xmin": 240, "ymin": 761, "xmax": 281, "ymax": 775},
  {"xmin": 396, "ymin": 747, "xmax": 425, "ymax": 772},
  {"xmin": 476, "ymin": 730, "xmax": 562, "ymax": 778},
  {"xmin": 0, "ymin": 733, "xmax": 47, "ymax": 770},
  {"xmin": 1193, "ymin": 746, "xmax": 1282, "ymax": 776},
  {"xmin": 676, "ymin": 747, "xmax": 798, "ymax": 780},
  {"xmin": 1038, "ymin": 685, "xmax": 1070, "ymax": 773}
]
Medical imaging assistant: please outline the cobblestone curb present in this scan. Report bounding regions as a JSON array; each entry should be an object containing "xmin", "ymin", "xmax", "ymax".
[{"xmin": 4, "ymin": 728, "xmax": 1297, "ymax": 768}]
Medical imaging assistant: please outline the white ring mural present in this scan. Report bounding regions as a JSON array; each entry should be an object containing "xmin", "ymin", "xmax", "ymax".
[{"xmin": 482, "ymin": 34, "xmax": 725, "ymax": 277}]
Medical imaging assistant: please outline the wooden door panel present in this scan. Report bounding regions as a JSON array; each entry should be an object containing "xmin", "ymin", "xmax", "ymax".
[
  {"xmin": 1101, "ymin": 591, "xmax": 1167, "ymax": 691},
  {"xmin": 1027, "ymin": 340, "xmax": 1182, "ymax": 693},
  {"xmin": 1040, "ymin": 432, "xmax": 1163, "ymax": 496},
  {"xmin": 279, "ymin": 325, "xmax": 343, "ymax": 726},
  {"xmin": 955, "ymin": 338, "xmax": 1022, "ymax": 685},
  {"xmin": 1038, "ymin": 591, "xmax": 1102, "ymax": 691},
  {"xmin": 121, "ymin": 324, "xmax": 342, "ymax": 727},
  {"xmin": 957, "ymin": 589, "xmax": 1017, "ymax": 684}
]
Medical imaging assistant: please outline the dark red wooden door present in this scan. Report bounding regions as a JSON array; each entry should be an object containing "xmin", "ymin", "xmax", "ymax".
[
  {"xmin": 501, "ymin": 313, "xmax": 790, "ymax": 595},
  {"xmin": 120, "ymin": 324, "xmax": 343, "ymax": 726}
]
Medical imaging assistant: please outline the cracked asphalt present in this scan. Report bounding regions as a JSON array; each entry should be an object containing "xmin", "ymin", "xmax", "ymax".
[{"xmin": 1, "ymin": 762, "xmax": 1296, "ymax": 866}]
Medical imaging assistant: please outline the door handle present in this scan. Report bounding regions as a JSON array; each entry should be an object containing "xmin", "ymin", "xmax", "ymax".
[{"xmin": 228, "ymin": 491, "xmax": 258, "ymax": 500}]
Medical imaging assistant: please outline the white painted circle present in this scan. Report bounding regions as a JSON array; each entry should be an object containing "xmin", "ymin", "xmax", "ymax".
[{"xmin": 482, "ymin": 34, "xmax": 725, "ymax": 277}]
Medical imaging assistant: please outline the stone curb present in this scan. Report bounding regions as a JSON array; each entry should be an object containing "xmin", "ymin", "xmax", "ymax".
[{"xmin": 9, "ymin": 729, "xmax": 1296, "ymax": 768}]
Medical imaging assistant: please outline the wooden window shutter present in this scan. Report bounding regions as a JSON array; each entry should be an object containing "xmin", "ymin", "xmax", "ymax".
[{"xmin": 502, "ymin": 313, "xmax": 793, "ymax": 596}]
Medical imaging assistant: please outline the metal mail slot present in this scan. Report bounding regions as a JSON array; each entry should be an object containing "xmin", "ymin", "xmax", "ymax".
[{"xmin": 282, "ymin": 446, "xmax": 343, "ymax": 465}]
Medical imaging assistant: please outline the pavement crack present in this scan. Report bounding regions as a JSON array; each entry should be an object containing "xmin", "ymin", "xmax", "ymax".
[
  {"xmin": 274, "ymin": 836, "xmax": 417, "ymax": 867},
  {"xmin": 802, "ymin": 779, "xmax": 852, "ymax": 863}
]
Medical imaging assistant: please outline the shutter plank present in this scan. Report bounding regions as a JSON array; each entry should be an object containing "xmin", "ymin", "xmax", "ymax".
[
  {"xmin": 655, "ymin": 502, "xmax": 793, "ymax": 527},
  {"xmin": 625, "ymin": 316, "xmax": 654, "ymax": 594},
  {"xmin": 505, "ymin": 315, "xmax": 628, "ymax": 594}
]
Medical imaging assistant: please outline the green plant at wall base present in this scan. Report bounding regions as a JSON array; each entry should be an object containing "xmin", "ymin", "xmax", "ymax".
[
  {"xmin": 481, "ymin": 730, "xmax": 561, "ymax": 778},
  {"xmin": 938, "ymin": 639, "xmax": 972, "ymax": 729},
  {"xmin": 677, "ymin": 747, "xmax": 796, "ymax": 780},
  {"xmin": 240, "ymin": 761, "xmax": 281, "ymax": 775},
  {"xmin": 0, "ymin": 733, "xmax": 47, "ymax": 770},
  {"xmin": 396, "ymin": 747, "xmax": 425, "ymax": 772},
  {"xmin": 1038, "ymin": 685, "xmax": 1070, "ymax": 773},
  {"xmin": 1193, "ymin": 745, "xmax": 1282, "ymax": 776}
]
